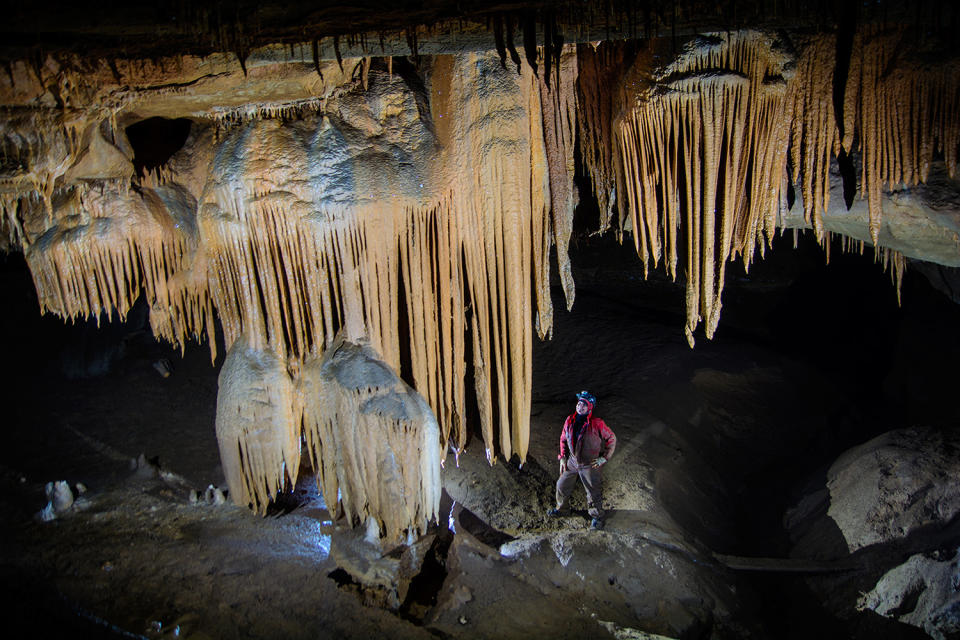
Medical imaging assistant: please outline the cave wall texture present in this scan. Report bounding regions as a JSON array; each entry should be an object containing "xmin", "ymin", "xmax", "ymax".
[{"xmin": 1, "ymin": 0, "xmax": 959, "ymax": 533}]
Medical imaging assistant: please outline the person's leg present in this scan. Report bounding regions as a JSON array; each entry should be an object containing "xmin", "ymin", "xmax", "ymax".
[
  {"xmin": 580, "ymin": 467, "xmax": 605, "ymax": 522},
  {"xmin": 553, "ymin": 464, "xmax": 579, "ymax": 513}
]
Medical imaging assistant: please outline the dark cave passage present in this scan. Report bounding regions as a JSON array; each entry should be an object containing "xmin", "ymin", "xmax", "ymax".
[{"xmin": 125, "ymin": 117, "xmax": 192, "ymax": 178}]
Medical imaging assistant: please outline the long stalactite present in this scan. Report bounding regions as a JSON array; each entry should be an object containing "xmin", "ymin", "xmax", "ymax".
[{"xmin": 611, "ymin": 32, "xmax": 797, "ymax": 345}]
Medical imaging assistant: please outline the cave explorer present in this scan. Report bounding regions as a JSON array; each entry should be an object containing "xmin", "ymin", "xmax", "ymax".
[{"xmin": 548, "ymin": 390, "xmax": 617, "ymax": 530}]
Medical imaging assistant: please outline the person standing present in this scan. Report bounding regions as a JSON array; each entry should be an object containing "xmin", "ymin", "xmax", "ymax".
[{"xmin": 548, "ymin": 390, "xmax": 617, "ymax": 529}]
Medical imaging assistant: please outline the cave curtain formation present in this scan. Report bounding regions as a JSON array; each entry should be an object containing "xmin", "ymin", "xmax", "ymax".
[{"xmin": 1, "ymin": 15, "xmax": 958, "ymax": 519}]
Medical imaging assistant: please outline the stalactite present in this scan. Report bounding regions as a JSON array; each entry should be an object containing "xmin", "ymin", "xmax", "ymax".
[
  {"xmin": 538, "ymin": 45, "xmax": 579, "ymax": 315},
  {"xmin": 843, "ymin": 24, "xmax": 960, "ymax": 245},
  {"xmin": 787, "ymin": 35, "xmax": 837, "ymax": 245},
  {"xmin": 613, "ymin": 32, "xmax": 794, "ymax": 345},
  {"xmin": 0, "ymin": 195, "xmax": 26, "ymax": 246},
  {"xmin": 361, "ymin": 57, "xmax": 371, "ymax": 91},
  {"xmin": 435, "ymin": 51, "xmax": 556, "ymax": 463},
  {"xmin": 576, "ymin": 42, "xmax": 633, "ymax": 233},
  {"xmin": 209, "ymin": 97, "xmax": 327, "ymax": 129},
  {"xmin": 830, "ymin": 233, "xmax": 906, "ymax": 304}
]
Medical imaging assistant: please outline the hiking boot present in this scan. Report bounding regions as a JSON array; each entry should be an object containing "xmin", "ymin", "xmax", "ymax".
[
  {"xmin": 590, "ymin": 518, "xmax": 605, "ymax": 530},
  {"xmin": 547, "ymin": 507, "xmax": 568, "ymax": 517}
]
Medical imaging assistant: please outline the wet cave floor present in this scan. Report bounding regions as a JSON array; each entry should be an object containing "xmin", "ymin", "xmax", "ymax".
[{"xmin": 0, "ymin": 232, "xmax": 958, "ymax": 639}]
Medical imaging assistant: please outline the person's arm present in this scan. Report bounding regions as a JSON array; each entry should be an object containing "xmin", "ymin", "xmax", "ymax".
[
  {"xmin": 591, "ymin": 419, "xmax": 616, "ymax": 468},
  {"xmin": 558, "ymin": 418, "xmax": 570, "ymax": 460},
  {"xmin": 558, "ymin": 418, "xmax": 570, "ymax": 472},
  {"xmin": 600, "ymin": 420, "xmax": 616, "ymax": 460}
]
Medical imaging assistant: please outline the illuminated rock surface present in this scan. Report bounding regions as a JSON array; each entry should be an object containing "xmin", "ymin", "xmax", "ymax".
[{"xmin": 826, "ymin": 428, "xmax": 960, "ymax": 553}]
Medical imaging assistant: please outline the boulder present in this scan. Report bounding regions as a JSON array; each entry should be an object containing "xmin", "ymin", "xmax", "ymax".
[
  {"xmin": 826, "ymin": 427, "xmax": 960, "ymax": 552},
  {"xmin": 858, "ymin": 550, "xmax": 960, "ymax": 640}
]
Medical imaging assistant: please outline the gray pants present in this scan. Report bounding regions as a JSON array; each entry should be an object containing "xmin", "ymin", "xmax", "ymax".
[{"xmin": 555, "ymin": 457, "xmax": 604, "ymax": 519}]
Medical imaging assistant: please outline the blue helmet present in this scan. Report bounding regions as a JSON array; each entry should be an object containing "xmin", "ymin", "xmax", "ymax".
[{"xmin": 576, "ymin": 390, "xmax": 596, "ymax": 406}]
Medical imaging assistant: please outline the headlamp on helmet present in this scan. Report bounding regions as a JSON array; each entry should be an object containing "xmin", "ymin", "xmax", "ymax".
[{"xmin": 576, "ymin": 390, "xmax": 596, "ymax": 406}]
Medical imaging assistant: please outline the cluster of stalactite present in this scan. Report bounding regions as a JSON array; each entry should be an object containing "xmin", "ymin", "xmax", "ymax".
[
  {"xmin": 14, "ymin": 51, "xmax": 577, "ymax": 487},
  {"xmin": 575, "ymin": 40, "xmax": 638, "ymax": 235},
  {"xmin": 21, "ymin": 181, "xmax": 219, "ymax": 356},
  {"xmin": 604, "ymin": 32, "xmax": 800, "ymax": 345},
  {"xmin": 206, "ymin": 51, "xmax": 573, "ymax": 523},
  {"xmin": 585, "ymin": 27, "xmax": 957, "ymax": 345},
  {"xmin": 841, "ymin": 24, "xmax": 960, "ymax": 245}
]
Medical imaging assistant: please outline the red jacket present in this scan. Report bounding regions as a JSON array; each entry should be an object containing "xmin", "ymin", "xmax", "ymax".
[{"xmin": 559, "ymin": 412, "xmax": 616, "ymax": 464}]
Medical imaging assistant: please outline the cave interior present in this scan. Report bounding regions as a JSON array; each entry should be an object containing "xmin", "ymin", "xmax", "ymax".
[{"xmin": 2, "ymin": 2, "xmax": 960, "ymax": 639}]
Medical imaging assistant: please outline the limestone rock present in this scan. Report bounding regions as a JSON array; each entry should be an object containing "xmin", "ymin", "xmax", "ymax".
[
  {"xmin": 780, "ymin": 161, "xmax": 960, "ymax": 267},
  {"xmin": 499, "ymin": 528, "xmax": 735, "ymax": 639},
  {"xmin": 329, "ymin": 517, "xmax": 438, "ymax": 610}
]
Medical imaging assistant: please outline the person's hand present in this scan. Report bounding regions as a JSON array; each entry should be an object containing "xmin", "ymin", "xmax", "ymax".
[
  {"xmin": 560, "ymin": 459, "xmax": 567, "ymax": 474},
  {"xmin": 591, "ymin": 456, "xmax": 606, "ymax": 469}
]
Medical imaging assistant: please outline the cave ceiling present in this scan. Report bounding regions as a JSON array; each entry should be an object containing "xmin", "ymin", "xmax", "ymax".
[{"xmin": 2, "ymin": 0, "xmax": 960, "ymax": 514}]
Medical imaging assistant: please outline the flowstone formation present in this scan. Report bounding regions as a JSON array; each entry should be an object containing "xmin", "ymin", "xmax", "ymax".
[
  {"xmin": 1, "ymin": 8, "xmax": 960, "ymax": 515},
  {"xmin": 218, "ymin": 333, "xmax": 441, "ymax": 544}
]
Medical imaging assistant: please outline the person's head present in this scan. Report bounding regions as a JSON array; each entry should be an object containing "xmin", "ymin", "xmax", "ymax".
[{"xmin": 575, "ymin": 390, "xmax": 596, "ymax": 415}]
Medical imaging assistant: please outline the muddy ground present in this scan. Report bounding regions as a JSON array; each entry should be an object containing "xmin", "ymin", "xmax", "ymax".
[{"xmin": 1, "ymin": 232, "xmax": 958, "ymax": 639}]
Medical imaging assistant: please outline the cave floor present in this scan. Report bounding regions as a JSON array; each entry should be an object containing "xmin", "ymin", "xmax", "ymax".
[{"xmin": 0, "ymin": 235, "xmax": 954, "ymax": 639}]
